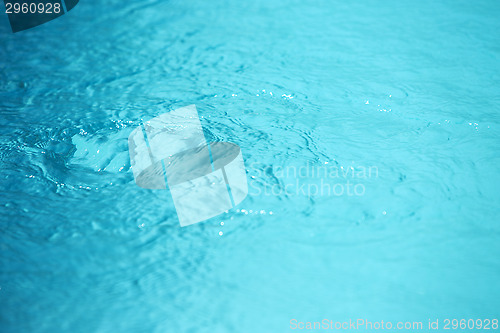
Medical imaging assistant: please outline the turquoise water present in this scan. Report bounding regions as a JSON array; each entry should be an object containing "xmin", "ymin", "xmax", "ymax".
[{"xmin": 1, "ymin": 0, "xmax": 500, "ymax": 332}]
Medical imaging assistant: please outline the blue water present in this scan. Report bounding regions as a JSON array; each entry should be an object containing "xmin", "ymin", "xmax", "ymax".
[{"xmin": 1, "ymin": 0, "xmax": 500, "ymax": 332}]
